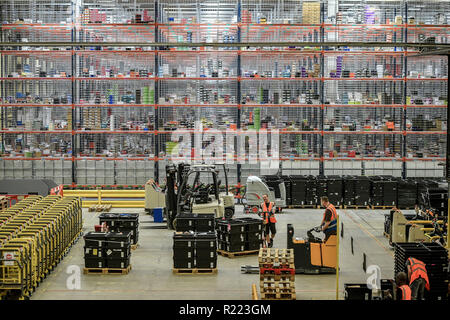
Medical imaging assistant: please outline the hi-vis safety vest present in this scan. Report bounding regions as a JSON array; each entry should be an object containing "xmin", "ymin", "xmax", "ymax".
[
  {"xmin": 323, "ymin": 204, "xmax": 338, "ymax": 232},
  {"xmin": 399, "ymin": 285, "xmax": 412, "ymax": 300},
  {"xmin": 261, "ymin": 201, "xmax": 277, "ymax": 224},
  {"xmin": 407, "ymin": 257, "xmax": 430, "ymax": 291}
]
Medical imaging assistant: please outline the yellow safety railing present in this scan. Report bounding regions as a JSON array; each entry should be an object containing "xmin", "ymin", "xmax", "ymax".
[{"xmin": 64, "ymin": 189, "xmax": 145, "ymax": 208}]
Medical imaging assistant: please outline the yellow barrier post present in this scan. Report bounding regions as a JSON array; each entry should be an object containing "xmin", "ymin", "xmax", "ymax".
[
  {"xmin": 97, "ymin": 187, "xmax": 101, "ymax": 205},
  {"xmin": 336, "ymin": 215, "xmax": 340, "ymax": 300}
]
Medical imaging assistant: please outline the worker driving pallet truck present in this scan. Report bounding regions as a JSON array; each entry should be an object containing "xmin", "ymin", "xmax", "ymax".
[{"xmin": 287, "ymin": 196, "xmax": 338, "ymax": 274}]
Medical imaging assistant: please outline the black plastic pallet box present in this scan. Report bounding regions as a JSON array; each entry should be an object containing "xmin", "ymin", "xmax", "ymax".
[
  {"xmin": 176, "ymin": 213, "xmax": 196, "ymax": 232},
  {"xmin": 107, "ymin": 257, "xmax": 130, "ymax": 269},
  {"xmin": 85, "ymin": 257, "xmax": 106, "ymax": 269},
  {"xmin": 106, "ymin": 232, "xmax": 131, "ymax": 249},
  {"xmin": 195, "ymin": 214, "xmax": 215, "ymax": 232},
  {"xmin": 84, "ymin": 232, "xmax": 108, "ymax": 248},
  {"xmin": 84, "ymin": 246, "xmax": 105, "ymax": 258},
  {"xmin": 105, "ymin": 247, "xmax": 130, "ymax": 259}
]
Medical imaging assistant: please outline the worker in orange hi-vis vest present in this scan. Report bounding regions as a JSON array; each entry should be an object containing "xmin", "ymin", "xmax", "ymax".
[
  {"xmin": 406, "ymin": 257, "xmax": 430, "ymax": 300},
  {"xmin": 396, "ymin": 272, "xmax": 412, "ymax": 300},
  {"xmin": 319, "ymin": 196, "xmax": 338, "ymax": 243},
  {"xmin": 260, "ymin": 194, "xmax": 277, "ymax": 248}
]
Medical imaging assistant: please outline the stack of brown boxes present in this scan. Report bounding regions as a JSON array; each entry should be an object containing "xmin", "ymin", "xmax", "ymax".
[
  {"xmin": 83, "ymin": 107, "xmax": 101, "ymax": 129},
  {"xmin": 302, "ymin": 2, "xmax": 321, "ymax": 24},
  {"xmin": 259, "ymin": 248, "xmax": 296, "ymax": 300}
]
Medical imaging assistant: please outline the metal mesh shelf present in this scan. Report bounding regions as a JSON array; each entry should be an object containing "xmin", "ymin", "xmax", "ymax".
[{"xmin": 0, "ymin": 0, "xmax": 448, "ymax": 184}]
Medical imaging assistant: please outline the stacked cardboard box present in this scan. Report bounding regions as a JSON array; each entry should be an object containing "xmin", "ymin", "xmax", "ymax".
[{"xmin": 302, "ymin": 2, "xmax": 321, "ymax": 24}]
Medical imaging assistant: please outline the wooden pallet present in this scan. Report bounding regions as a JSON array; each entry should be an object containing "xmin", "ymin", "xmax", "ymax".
[
  {"xmin": 288, "ymin": 205, "xmax": 318, "ymax": 209},
  {"xmin": 217, "ymin": 249, "xmax": 259, "ymax": 258},
  {"xmin": 343, "ymin": 205, "xmax": 370, "ymax": 209},
  {"xmin": 131, "ymin": 244, "xmax": 139, "ymax": 250},
  {"xmin": 83, "ymin": 265, "xmax": 132, "ymax": 275},
  {"xmin": 88, "ymin": 204, "xmax": 112, "ymax": 212},
  {"xmin": 260, "ymin": 292, "xmax": 296, "ymax": 300},
  {"xmin": 260, "ymin": 274, "xmax": 295, "ymax": 281},
  {"xmin": 371, "ymin": 206, "xmax": 395, "ymax": 210},
  {"xmin": 258, "ymin": 248, "xmax": 294, "ymax": 267},
  {"xmin": 172, "ymin": 268, "xmax": 218, "ymax": 275},
  {"xmin": 259, "ymin": 274, "xmax": 295, "ymax": 282}
]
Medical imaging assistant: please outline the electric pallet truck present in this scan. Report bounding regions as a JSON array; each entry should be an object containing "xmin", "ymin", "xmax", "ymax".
[{"xmin": 287, "ymin": 224, "xmax": 337, "ymax": 274}]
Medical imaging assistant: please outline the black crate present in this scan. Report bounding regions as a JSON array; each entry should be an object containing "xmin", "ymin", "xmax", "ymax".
[
  {"xmin": 222, "ymin": 241, "xmax": 246, "ymax": 252},
  {"xmin": 196, "ymin": 239, "xmax": 217, "ymax": 249},
  {"xmin": 106, "ymin": 232, "xmax": 131, "ymax": 249},
  {"xmin": 237, "ymin": 218, "xmax": 263, "ymax": 232},
  {"xmin": 84, "ymin": 247, "xmax": 105, "ymax": 258},
  {"xmin": 175, "ymin": 213, "xmax": 196, "ymax": 231},
  {"xmin": 246, "ymin": 241, "xmax": 262, "ymax": 251},
  {"xmin": 218, "ymin": 220, "xmax": 247, "ymax": 234},
  {"xmin": 107, "ymin": 257, "xmax": 130, "ymax": 269},
  {"xmin": 247, "ymin": 231, "xmax": 262, "ymax": 242},
  {"xmin": 173, "ymin": 248, "xmax": 195, "ymax": 260},
  {"xmin": 115, "ymin": 227, "xmax": 138, "ymax": 244},
  {"xmin": 344, "ymin": 284, "xmax": 372, "ymax": 300},
  {"xmin": 117, "ymin": 213, "xmax": 139, "ymax": 228},
  {"xmin": 196, "ymin": 249, "xmax": 217, "ymax": 260},
  {"xmin": 173, "ymin": 258, "xmax": 196, "ymax": 269},
  {"xmin": 105, "ymin": 247, "xmax": 130, "ymax": 259},
  {"xmin": 196, "ymin": 259, "xmax": 217, "ymax": 269},
  {"xmin": 223, "ymin": 233, "xmax": 246, "ymax": 244},
  {"xmin": 84, "ymin": 232, "xmax": 108, "ymax": 248},
  {"xmin": 195, "ymin": 214, "xmax": 215, "ymax": 232},
  {"xmin": 99, "ymin": 213, "xmax": 120, "ymax": 228},
  {"xmin": 85, "ymin": 257, "xmax": 106, "ymax": 269}
]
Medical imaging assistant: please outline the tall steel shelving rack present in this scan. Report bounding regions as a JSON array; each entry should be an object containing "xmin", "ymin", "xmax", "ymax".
[{"xmin": 0, "ymin": 0, "xmax": 448, "ymax": 187}]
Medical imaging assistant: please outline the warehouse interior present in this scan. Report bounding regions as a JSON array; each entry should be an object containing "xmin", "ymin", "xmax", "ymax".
[{"xmin": 0, "ymin": 0, "xmax": 449, "ymax": 302}]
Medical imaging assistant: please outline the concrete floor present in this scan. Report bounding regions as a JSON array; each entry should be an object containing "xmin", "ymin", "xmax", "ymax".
[{"xmin": 31, "ymin": 206, "xmax": 405, "ymax": 300}]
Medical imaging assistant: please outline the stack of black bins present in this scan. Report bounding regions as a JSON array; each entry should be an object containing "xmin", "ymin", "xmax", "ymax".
[
  {"xmin": 196, "ymin": 232, "xmax": 217, "ymax": 269},
  {"xmin": 426, "ymin": 187, "xmax": 448, "ymax": 217},
  {"xmin": 306, "ymin": 176, "xmax": 318, "ymax": 206},
  {"xmin": 289, "ymin": 175, "xmax": 308, "ymax": 206},
  {"xmin": 343, "ymin": 176, "xmax": 356, "ymax": 206},
  {"xmin": 173, "ymin": 232, "xmax": 217, "ymax": 269},
  {"xmin": 394, "ymin": 242, "xmax": 448, "ymax": 300},
  {"xmin": 175, "ymin": 213, "xmax": 215, "ymax": 232},
  {"xmin": 316, "ymin": 176, "xmax": 328, "ymax": 202},
  {"xmin": 84, "ymin": 231, "xmax": 131, "ymax": 269},
  {"xmin": 396, "ymin": 178, "xmax": 417, "ymax": 209},
  {"xmin": 84, "ymin": 232, "xmax": 107, "ymax": 268},
  {"xmin": 105, "ymin": 232, "xmax": 132, "ymax": 269},
  {"xmin": 382, "ymin": 176, "xmax": 397, "ymax": 207},
  {"xmin": 173, "ymin": 232, "xmax": 195, "ymax": 269},
  {"xmin": 371, "ymin": 177, "xmax": 385, "ymax": 207},
  {"xmin": 354, "ymin": 176, "xmax": 371, "ymax": 206},
  {"xmin": 281, "ymin": 175, "xmax": 292, "ymax": 206},
  {"xmin": 99, "ymin": 213, "xmax": 139, "ymax": 245},
  {"xmin": 371, "ymin": 176, "xmax": 397, "ymax": 207},
  {"xmin": 217, "ymin": 218, "xmax": 263, "ymax": 252},
  {"xmin": 327, "ymin": 176, "xmax": 343, "ymax": 207}
]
